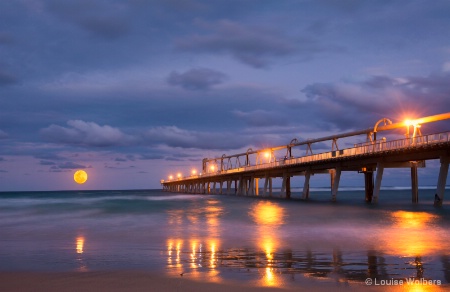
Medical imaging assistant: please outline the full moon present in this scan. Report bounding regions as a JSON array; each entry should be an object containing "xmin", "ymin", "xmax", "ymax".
[{"xmin": 74, "ymin": 170, "xmax": 88, "ymax": 184}]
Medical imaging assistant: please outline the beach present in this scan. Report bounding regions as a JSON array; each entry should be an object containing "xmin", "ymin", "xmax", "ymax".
[{"xmin": 0, "ymin": 189, "xmax": 449, "ymax": 291}]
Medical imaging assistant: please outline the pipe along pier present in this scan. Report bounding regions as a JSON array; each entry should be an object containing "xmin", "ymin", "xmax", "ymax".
[{"xmin": 161, "ymin": 113, "xmax": 450, "ymax": 205}]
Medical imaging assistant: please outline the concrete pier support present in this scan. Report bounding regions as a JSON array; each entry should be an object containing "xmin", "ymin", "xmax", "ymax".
[
  {"xmin": 249, "ymin": 176, "xmax": 255, "ymax": 196},
  {"xmin": 286, "ymin": 176, "xmax": 291, "ymax": 199},
  {"xmin": 263, "ymin": 175, "xmax": 272, "ymax": 197},
  {"xmin": 255, "ymin": 178, "xmax": 259, "ymax": 196},
  {"xmin": 364, "ymin": 171, "xmax": 374, "ymax": 202},
  {"xmin": 238, "ymin": 176, "xmax": 243, "ymax": 195},
  {"xmin": 226, "ymin": 180, "xmax": 231, "ymax": 195},
  {"xmin": 281, "ymin": 173, "xmax": 291, "ymax": 198},
  {"xmin": 373, "ymin": 162, "xmax": 384, "ymax": 203},
  {"xmin": 435, "ymin": 156, "xmax": 449, "ymax": 206},
  {"xmin": 331, "ymin": 168, "xmax": 341, "ymax": 201},
  {"xmin": 411, "ymin": 162, "xmax": 419, "ymax": 203},
  {"xmin": 302, "ymin": 171, "xmax": 311, "ymax": 200}
]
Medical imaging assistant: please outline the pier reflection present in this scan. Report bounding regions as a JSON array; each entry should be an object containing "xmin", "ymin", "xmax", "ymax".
[
  {"xmin": 382, "ymin": 211, "xmax": 444, "ymax": 257},
  {"xmin": 249, "ymin": 201, "xmax": 285, "ymax": 286},
  {"xmin": 165, "ymin": 207, "xmax": 448, "ymax": 287}
]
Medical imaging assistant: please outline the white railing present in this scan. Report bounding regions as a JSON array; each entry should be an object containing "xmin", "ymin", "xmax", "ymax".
[{"xmin": 167, "ymin": 132, "xmax": 450, "ymax": 182}]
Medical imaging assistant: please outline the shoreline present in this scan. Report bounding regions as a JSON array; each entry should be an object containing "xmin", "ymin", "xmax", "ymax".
[{"xmin": 0, "ymin": 271, "xmax": 448, "ymax": 292}]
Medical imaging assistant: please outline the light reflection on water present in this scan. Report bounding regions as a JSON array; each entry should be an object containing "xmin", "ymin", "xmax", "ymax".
[
  {"xmin": 163, "ymin": 198, "xmax": 450, "ymax": 288},
  {"xmin": 1, "ymin": 190, "xmax": 449, "ymax": 290}
]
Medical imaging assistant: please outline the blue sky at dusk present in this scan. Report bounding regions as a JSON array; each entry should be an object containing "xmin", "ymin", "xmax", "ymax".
[{"xmin": 1, "ymin": 0, "xmax": 450, "ymax": 191}]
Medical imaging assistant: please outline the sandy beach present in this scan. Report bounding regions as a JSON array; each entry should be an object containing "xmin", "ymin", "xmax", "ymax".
[{"xmin": 1, "ymin": 271, "xmax": 449, "ymax": 292}]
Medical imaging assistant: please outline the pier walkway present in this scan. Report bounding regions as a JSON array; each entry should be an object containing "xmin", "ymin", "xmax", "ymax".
[{"xmin": 161, "ymin": 113, "xmax": 450, "ymax": 205}]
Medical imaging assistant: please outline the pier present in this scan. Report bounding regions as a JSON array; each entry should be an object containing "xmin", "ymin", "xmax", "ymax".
[{"xmin": 161, "ymin": 113, "xmax": 450, "ymax": 205}]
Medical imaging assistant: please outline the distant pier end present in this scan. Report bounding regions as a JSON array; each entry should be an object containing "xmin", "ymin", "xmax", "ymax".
[{"xmin": 161, "ymin": 113, "xmax": 450, "ymax": 205}]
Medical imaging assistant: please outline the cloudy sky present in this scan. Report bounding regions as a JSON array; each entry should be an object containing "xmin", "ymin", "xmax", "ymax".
[{"xmin": 1, "ymin": 0, "xmax": 450, "ymax": 191}]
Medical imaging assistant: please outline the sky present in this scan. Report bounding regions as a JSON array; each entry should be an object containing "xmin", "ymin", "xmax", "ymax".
[{"xmin": 1, "ymin": 0, "xmax": 450, "ymax": 191}]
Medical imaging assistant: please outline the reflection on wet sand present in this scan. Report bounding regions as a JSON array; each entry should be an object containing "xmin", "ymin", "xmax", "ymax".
[
  {"xmin": 76, "ymin": 236, "xmax": 84, "ymax": 254},
  {"xmin": 249, "ymin": 201, "xmax": 285, "ymax": 286},
  {"xmin": 165, "ymin": 201, "xmax": 448, "ymax": 288},
  {"xmin": 383, "ymin": 211, "xmax": 444, "ymax": 257},
  {"xmin": 166, "ymin": 198, "xmax": 224, "ymax": 282},
  {"xmin": 75, "ymin": 236, "xmax": 87, "ymax": 272}
]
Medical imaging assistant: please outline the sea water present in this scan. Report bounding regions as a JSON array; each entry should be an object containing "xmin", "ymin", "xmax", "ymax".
[{"xmin": 0, "ymin": 188, "xmax": 449, "ymax": 288}]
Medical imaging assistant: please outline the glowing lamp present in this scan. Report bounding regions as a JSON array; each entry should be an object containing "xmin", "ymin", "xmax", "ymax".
[{"xmin": 192, "ymin": 169, "xmax": 197, "ymax": 175}]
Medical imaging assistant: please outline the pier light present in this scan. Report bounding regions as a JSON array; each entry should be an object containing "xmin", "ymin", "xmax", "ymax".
[
  {"xmin": 210, "ymin": 165, "xmax": 215, "ymax": 172},
  {"xmin": 191, "ymin": 169, "xmax": 197, "ymax": 175},
  {"xmin": 169, "ymin": 175, "xmax": 173, "ymax": 180},
  {"xmin": 177, "ymin": 173, "xmax": 182, "ymax": 179},
  {"xmin": 264, "ymin": 151, "xmax": 271, "ymax": 160}
]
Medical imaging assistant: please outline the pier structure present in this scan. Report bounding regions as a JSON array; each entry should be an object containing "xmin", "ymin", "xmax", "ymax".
[{"xmin": 161, "ymin": 113, "xmax": 450, "ymax": 205}]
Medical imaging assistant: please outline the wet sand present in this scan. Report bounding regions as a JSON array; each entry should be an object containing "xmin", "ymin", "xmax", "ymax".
[
  {"xmin": 1, "ymin": 271, "xmax": 448, "ymax": 292},
  {"xmin": 0, "ymin": 271, "xmax": 362, "ymax": 292}
]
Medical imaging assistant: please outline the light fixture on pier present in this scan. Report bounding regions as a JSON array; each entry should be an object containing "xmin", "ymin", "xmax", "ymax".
[
  {"xmin": 210, "ymin": 165, "xmax": 215, "ymax": 172},
  {"xmin": 169, "ymin": 175, "xmax": 173, "ymax": 180},
  {"xmin": 192, "ymin": 169, "xmax": 197, "ymax": 175},
  {"xmin": 177, "ymin": 173, "xmax": 182, "ymax": 179}
]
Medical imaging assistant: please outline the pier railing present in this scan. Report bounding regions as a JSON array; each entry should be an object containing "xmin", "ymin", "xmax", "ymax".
[{"xmin": 171, "ymin": 131, "xmax": 449, "ymax": 181}]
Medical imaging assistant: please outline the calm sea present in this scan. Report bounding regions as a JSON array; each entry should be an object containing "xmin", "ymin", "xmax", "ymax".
[{"xmin": 1, "ymin": 188, "xmax": 449, "ymax": 288}]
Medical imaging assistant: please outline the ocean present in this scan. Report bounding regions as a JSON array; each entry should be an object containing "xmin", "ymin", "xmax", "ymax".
[{"xmin": 1, "ymin": 188, "xmax": 449, "ymax": 289}]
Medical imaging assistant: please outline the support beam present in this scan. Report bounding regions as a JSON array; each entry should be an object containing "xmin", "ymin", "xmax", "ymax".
[
  {"xmin": 238, "ymin": 177, "xmax": 243, "ymax": 196},
  {"xmin": 435, "ymin": 156, "xmax": 449, "ymax": 206},
  {"xmin": 364, "ymin": 171, "xmax": 374, "ymax": 202},
  {"xmin": 302, "ymin": 172, "xmax": 310, "ymax": 200},
  {"xmin": 411, "ymin": 162, "xmax": 419, "ymax": 203},
  {"xmin": 263, "ymin": 175, "xmax": 269, "ymax": 197},
  {"xmin": 286, "ymin": 176, "xmax": 291, "ymax": 199},
  {"xmin": 281, "ymin": 173, "xmax": 287, "ymax": 198},
  {"xmin": 373, "ymin": 162, "xmax": 384, "ymax": 203},
  {"xmin": 249, "ymin": 176, "xmax": 255, "ymax": 196},
  {"xmin": 226, "ymin": 180, "xmax": 231, "ymax": 195},
  {"xmin": 255, "ymin": 178, "xmax": 259, "ymax": 196},
  {"xmin": 331, "ymin": 168, "xmax": 341, "ymax": 201}
]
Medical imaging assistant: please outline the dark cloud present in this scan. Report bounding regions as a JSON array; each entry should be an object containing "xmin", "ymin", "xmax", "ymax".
[
  {"xmin": 0, "ymin": 31, "xmax": 14, "ymax": 44},
  {"xmin": 46, "ymin": 0, "xmax": 130, "ymax": 39},
  {"xmin": 114, "ymin": 157, "xmax": 127, "ymax": 162},
  {"xmin": 295, "ymin": 72, "xmax": 450, "ymax": 131},
  {"xmin": 39, "ymin": 160, "xmax": 56, "ymax": 166},
  {"xmin": 41, "ymin": 120, "xmax": 134, "ymax": 147},
  {"xmin": 175, "ymin": 20, "xmax": 298, "ymax": 68},
  {"xmin": 51, "ymin": 161, "xmax": 86, "ymax": 170},
  {"xmin": 232, "ymin": 110, "xmax": 288, "ymax": 127},
  {"xmin": 0, "ymin": 70, "xmax": 18, "ymax": 86},
  {"xmin": 144, "ymin": 126, "xmax": 248, "ymax": 150},
  {"xmin": 0, "ymin": 130, "xmax": 8, "ymax": 139},
  {"xmin": 140, "ymin": 154, "xmax": 165, "ymax": 160},
  {"xmin": 167, "ymin": 68, "xmax": 227, "ymax": 90}
]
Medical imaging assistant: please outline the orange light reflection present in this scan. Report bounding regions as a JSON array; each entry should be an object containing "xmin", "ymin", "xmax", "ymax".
[
  {"xmin": 76, "ymin": 236, "xmax": 84, "ymax": 254},
  {"xmin": 249, "ymin": 201, "xmax": 285, "ymax": 287},
  {"xmin": 382, "ymin": 211, "xmax": 444, "ymax": 257}
]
